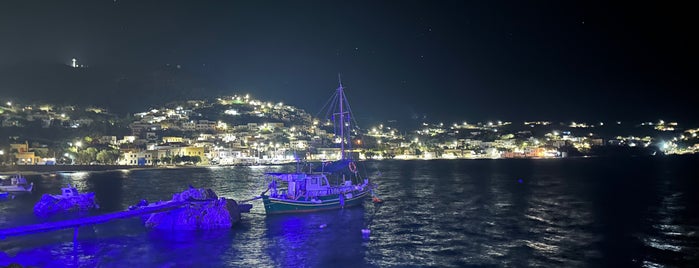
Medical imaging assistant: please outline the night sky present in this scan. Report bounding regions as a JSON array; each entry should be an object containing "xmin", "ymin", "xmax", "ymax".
[{"xmin": 0, "ymin": 1, "xmax": 695, "ymax": 126}]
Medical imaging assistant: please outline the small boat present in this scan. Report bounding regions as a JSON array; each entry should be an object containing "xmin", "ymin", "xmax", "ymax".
[
  {"xmin": 0, "ymin": 192, "xmax": 9, "ymax": 199},
  {"xmin": 0, "ymin": 174, "xmax": 33, "ymax": 193},
  {"xmin": 260, "ymin": 77, "xmax": 373, "ymax": 214},
  {"xmin": 262, "ymin": 165, "xmax": 372, "ymax": 214},
  {"xmin": 34, "ymin": 184, "xmax": 99, "ymax": 215}
]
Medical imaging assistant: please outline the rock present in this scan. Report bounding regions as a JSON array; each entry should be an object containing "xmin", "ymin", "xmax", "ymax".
[
  {"xmin": 136, "ymin": 187, "xmax": 241, "ymax": 230},
  {"xmin": 171, "ymin": 187, "xmax": 218, "ymax": 202},
  {"xmin": 33, "ymin": 192, "xmax": 99, "ymax": 216}
]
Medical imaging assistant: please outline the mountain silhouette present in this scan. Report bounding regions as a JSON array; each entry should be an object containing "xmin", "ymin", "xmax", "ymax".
[{"xmin": 0, "ymin": 61, "xmax": 223, "ymax": 115}]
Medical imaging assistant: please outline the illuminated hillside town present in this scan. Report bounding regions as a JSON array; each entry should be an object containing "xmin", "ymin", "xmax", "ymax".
[{"xmin": 0, "ymin": 95, "xmax": 697, "ymax": 167}]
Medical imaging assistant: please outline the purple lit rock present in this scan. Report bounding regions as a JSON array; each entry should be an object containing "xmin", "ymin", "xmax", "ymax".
[
  {"xmin": 138, "ymin": 188, "xmax": 241, "ymax": 230},
  {"xmin": 33, "ymin": 186, "xmax": 99, "ymax": 216}
]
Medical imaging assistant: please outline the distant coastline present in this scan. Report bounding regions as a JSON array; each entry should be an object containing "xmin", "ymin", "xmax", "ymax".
[
  {"xmin": 0, "ymin": 164, "xmax": 202, "ymax": 175},
  {"xmin": 2, "ymin": 153, "xmax": 697, "ymax": 175}
]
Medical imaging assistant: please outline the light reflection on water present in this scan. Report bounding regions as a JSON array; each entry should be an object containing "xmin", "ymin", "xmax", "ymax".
[
  {"xmin": 1, "ymin": 158, "xmax": 698, "ymax": 267},
  {"xmin": 639, "ymin": 178, "xmax": 699, "ymax": 267}
]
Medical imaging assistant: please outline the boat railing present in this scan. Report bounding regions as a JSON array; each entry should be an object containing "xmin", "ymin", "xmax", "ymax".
[
  {"xmin": 306, "ymin": 185, "xmax": 363, "ymax": 198},
  {"xmin": 271, "ymin": 184, "xmax": 367, "ymax": 201}
]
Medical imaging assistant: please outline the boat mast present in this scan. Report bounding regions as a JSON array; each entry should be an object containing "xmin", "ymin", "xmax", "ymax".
[{"xmin": 338, "ymin": 74, "xmax": 345, "ymax": 160}]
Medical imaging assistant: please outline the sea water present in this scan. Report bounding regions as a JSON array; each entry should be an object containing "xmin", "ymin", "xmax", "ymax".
[{"xmin": 1, "ymin": 156, "xmax": 698, "ymax": 267}]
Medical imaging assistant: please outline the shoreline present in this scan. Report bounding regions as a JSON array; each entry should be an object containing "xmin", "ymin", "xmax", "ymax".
[
  {"xmin": 0, "ymin": 165, "xmax": 208, "ymax": 176},
  {"xmin": 1, "ymin": 154, "xmax": 696, "ymax": 175}
]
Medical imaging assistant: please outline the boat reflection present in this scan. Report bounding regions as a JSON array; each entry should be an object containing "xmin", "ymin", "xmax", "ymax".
[{"xmin": 263, "ymin": 206, "xmax": 368, "ymax": 267}]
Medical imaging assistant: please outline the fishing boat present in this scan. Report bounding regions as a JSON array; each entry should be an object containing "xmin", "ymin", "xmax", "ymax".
[
  {"xmin": 0, "ymin": 174, "xmax": 33, "ymax": 193},
  {"xmin": 260, "ymin": 77, "xmax": 373, "ymax": 214},
  {"xmin": 34, "ymin": 184, "xmax": 99, "ymax": 216}
]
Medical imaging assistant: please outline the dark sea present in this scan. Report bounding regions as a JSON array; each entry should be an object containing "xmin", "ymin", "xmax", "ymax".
[{"xmin": 1, "ymin": 157, "xmax": 699, "ymax": 267}]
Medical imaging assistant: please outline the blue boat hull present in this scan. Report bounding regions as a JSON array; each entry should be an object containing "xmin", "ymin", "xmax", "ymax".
[{"xmin": 262, "ymin": 190, "xmax": 370, "ymax": 214}]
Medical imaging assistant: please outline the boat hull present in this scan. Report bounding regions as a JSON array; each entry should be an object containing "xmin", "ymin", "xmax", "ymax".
[
  {"xmin": 1, "ymin": 176, "xmax": 33, "ymax": 193},
  {"xmin": 262, "ymin": 190, "xmax": 370, "ymax": 214},
  {"xmin": 0, "ymin": 185, "xmax": 32, "ymax": 193}
]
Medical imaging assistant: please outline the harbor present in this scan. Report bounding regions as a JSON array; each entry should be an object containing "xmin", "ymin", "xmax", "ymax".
[
  {"xmin": 0, "ymin": 165, "xmax": 377, "ymax": 267},
  {"xmin": 3, "ymin": 157, "xmax": 699, "ymax": 267}
]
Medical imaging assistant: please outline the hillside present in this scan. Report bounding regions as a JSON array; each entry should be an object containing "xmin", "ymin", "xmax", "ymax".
[{"xmin": 0, "ymin": 62, "xmax": 223, "ymax": 115}]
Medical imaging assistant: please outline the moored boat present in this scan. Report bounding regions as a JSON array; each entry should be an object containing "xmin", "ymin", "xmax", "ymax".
[
  {"xmin": 260, "ymin": 77, "xmax": 374, "ymax": 214},
  {"xmin": 33, "ymin": 184, "xmax": 99, "ymax": 216},
  {"xmin": 0, "ymin": 174, "xmax": 33, "ymax": 193},
  {"xmin": 261, "ymin": 165, "xmax": 372, "ymax": 214}
]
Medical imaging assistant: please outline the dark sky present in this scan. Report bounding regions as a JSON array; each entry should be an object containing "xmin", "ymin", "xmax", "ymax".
[{"xmin": 0, "ymin": 1, "xmax": 696, "ymax": 126}]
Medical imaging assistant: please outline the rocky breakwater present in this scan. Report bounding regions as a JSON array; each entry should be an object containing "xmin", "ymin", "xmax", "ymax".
[
  {"xmin": 33, "ymin": 185, "xmax": 99, "ymax": 216},
  {"xmin": 131, "ymin": 187, "xmax": 244, "ymax": 230}
]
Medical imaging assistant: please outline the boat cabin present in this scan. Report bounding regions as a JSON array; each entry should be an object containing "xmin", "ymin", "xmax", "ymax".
[
  {"xmin": 60, "ymin": 184, "xmax": 80, "ymax": 197},
  {"xmin": 9, "ymin": 176, "xmax": 29, "ymax": 186},
  {"xmin": 266, "ymin": 173, "xmax": 331, "ymax": 199}
]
